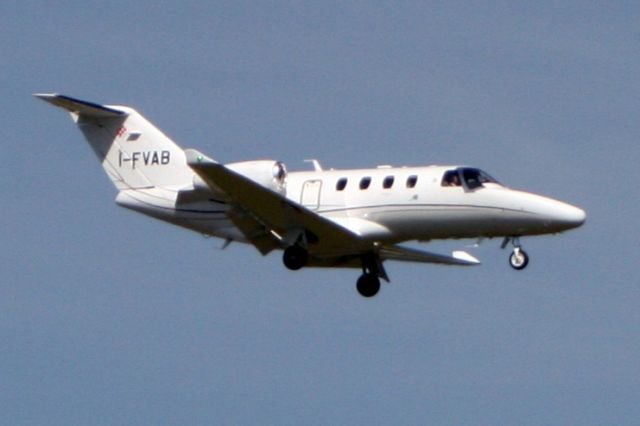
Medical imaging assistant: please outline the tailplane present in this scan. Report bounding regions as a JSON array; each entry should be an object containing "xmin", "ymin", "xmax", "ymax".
[{"xmin": 35, "ymin": 94, "xmax": 193, "ymax": 190}]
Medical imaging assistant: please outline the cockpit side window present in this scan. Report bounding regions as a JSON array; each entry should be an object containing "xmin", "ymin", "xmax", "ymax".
[
  {"xmin": 442, "ymin": 170, "xmax": 462, "ymax": 187},
  {"xmin": 462, "ymin": 168, "xmax": 482, "ymax": 190},
  {"xmin": 460, "ymin": 168, "xmax": 500, "ymax": 190},
  {"xmin": 442, "ymin": 168, "xmax": 500, "ymax": 189}
]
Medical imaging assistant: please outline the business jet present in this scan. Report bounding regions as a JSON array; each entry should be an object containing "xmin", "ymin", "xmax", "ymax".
[{"xmin": 35, "ymin": 94, "xmax": 586, "ymax": 297}]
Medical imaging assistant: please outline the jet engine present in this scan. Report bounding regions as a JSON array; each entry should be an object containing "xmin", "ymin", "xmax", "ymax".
[
  {"xmin": 226, "ymin": 160, "xmax": 287, "ymax": 193},
  {"xmin": 192, "ymin": 160, "xmax": 287, "ymax": 195}
]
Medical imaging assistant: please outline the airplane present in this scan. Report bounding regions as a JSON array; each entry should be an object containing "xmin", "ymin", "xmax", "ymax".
[{"xmin": 35, "ymin": 93, "xmax": 586, "ymax": 297}]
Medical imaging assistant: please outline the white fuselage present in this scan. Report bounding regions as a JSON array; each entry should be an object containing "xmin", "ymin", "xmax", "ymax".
[
  {"xmin": 116, "ymin": 164, "xmax": 586, "ymax": 246},
  {"xmin": 37, "ymin": 93, "xmax": 587, "ymax": 295}
]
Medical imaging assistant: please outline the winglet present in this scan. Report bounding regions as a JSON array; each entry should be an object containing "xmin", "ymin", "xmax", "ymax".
[{"xmin": 34, "ymin": 93, "xmax": 127, "ymax": 118}]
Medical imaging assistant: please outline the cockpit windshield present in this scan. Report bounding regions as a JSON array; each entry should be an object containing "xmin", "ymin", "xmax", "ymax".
[{"xmin": 442, "ymin": 168, "xmax": 500, "ymax": 190}]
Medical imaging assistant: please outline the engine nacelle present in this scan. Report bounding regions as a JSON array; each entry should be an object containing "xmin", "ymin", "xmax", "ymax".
[
  {"xmin": 225, "ymin": 160, "xmax": 287, "ymax": 194},
  {"xmin": 191, "ymin": 160, "xmax": 287, "ymax": 194}
]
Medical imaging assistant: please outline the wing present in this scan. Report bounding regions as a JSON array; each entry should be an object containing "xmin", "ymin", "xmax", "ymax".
[
  {"xmin": 378, "ymin": 245, "xmax": 480, "ymax": 266},
  {"xmin": 185, "ymin": 149, "xmax": 481, "ymax": 268},
  {"xmin": 185, "ymin": 149, "xmax": 369, "ymax": 256}
]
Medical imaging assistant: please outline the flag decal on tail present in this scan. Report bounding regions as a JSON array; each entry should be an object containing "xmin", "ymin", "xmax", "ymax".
[{"xmin": 127, "ymin": 132, "xmax": 141, "ymax": 141}]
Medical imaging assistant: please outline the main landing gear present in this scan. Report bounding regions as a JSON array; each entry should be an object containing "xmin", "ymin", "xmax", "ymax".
[
  {"xmin": 283, "ymin": 245, "xmax": 308, "ymax": 270},
  {"xmin": 356, "ymin": 273, "xmax": 380, "ymax": 298},
  {"xmin": 282, "ymin": 230, "xmax": 317, "ymax": 271},
  {"xmin": 502, "ymin": 237, "xmax": 529, "ymax": 270},
  {"xmin": 282, "ymin": 247, "xmax": 387, "ymax": 298},
  {"xmin": 356, "ymin": 254, "xmax": 387, "ymax": 298}
]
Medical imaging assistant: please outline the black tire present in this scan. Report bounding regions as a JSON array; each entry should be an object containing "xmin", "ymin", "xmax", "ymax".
[
  {"xmin": 356, "ymin": 274, "xmax": 381, "ymax": 298},
  {"xmin": 283, "ymin": 246, "xmax": 308, "ymax": 270},
  {"xmin": 509, "ymin": 249, "xmax": 529, "ymax": 270}
]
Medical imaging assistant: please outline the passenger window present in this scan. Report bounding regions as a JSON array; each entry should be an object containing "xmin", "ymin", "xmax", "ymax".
[
  {"xmin": 383, "ymin": 176, "xmax": 394, "ymax": 189},
  {"xmin": 406, "ymin": 175, "xmax": 418, "ymax": 188},
  {"xmin": 336, "ymin": 178, "xmax": 347, "ymax": 191},
  {"xmin": 360, "ymin": 177, "xmax": 371, "ymax": 190}
]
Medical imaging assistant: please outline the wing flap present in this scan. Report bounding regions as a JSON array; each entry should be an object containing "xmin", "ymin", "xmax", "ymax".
[{"xmin": 226, "ymin": 207, "xmax": 280, "ymax": 255}]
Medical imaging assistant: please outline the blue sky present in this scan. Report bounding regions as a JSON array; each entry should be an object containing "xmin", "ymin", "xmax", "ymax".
[{"xmin": 2, "ymin": 2, "xmax": 639, "ymax": 424}]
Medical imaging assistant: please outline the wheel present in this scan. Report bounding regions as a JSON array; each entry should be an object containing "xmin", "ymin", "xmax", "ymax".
[
  {"xmin": 356, "ymin": 274, "xmax": 381, "ymax": 298},
  {"xmin": 283, "ymin": 245, "xmax": 308, "ymax": 270},
  {"xmin": 509, "ymin": 249, "xmax": 529, "ymax": 270}
]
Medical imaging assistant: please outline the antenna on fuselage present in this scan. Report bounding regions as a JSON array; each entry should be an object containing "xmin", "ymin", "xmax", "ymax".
[{"xmin": 304, "ymin": 159, "xmax": 323, "ymax": 171}]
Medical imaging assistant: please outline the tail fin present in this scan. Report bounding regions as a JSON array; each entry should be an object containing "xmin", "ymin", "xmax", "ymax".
[{"xmin": 35, "ymin": 94, "xmax": 193, "ymax": 190}]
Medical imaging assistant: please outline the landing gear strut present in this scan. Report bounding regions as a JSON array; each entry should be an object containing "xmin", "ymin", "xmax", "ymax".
[{"xmin": 503, "ymin": 237, "xmax": 529, "ymax": 270}]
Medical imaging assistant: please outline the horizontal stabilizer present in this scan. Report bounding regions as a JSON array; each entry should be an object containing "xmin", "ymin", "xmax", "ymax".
[
  {"xmin": 34, "ymin": 93, "xmax": 126, "ymax": 118},
  {"xmin": 379, "ymin": 245, "xmax": 481, "ymax": 266}
]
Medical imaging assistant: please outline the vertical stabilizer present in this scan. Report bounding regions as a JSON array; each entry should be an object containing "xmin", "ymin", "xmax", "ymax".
[{"xmin": 35, "ymin": 94, "xmax": 193, "ymax": 190}]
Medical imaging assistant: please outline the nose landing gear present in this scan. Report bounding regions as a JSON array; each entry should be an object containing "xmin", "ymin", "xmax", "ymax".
[
  {"xmin": 509, "ymin": 247, "xmax": 529, "ymax": 270},
  {"xmin": 503, "ymin": 237, "xmax": 529, "ymax": 270}
]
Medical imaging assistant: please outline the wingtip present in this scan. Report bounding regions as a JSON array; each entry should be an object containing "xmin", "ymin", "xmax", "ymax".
[
  {"xmin": 33, "ymin": 93, "xmax": 58, "ymax": 101},
  {"xmin": 184, "ymin": 148, "xmax": 217, "ymax": 166},
  {"xmin": 452, "ymin": 250, "xmax": 481, "ymax": 265}
]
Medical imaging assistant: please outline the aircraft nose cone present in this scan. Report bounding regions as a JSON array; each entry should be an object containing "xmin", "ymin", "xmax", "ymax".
[
  {"xmin": 509, "ymin": 191, "xmax": 586, "ymax": 234},
  {"xmin": 551, "ymin": 203, "xmax": 586, "ymax": 230},
  {"xmin": 563, "ymin": 205, "xmax": 586, "ymax": 227}
]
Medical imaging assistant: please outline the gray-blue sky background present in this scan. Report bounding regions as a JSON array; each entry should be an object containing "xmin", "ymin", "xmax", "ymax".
[{"xmin": 2, "ymin": 1, "xmax": 638, "ymax": 424}]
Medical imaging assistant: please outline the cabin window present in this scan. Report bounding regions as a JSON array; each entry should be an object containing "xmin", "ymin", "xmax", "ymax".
[
  {"xmin": 359, "ymin": 177, "xmax": 371, "ymax": 190},
  {"xmin": 336, "ymin": 178, "xmax": 347, "ymax": 191},
  {"xmin": 383, "ymin": 176, "xmax": 394, "ymax": 189},
  {"xmin": 406, "ymin": 175, "xmax": 418, "ymax": 188}
]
